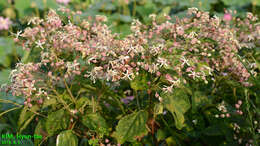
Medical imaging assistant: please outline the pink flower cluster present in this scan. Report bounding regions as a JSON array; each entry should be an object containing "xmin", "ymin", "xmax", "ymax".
[
  {"xmin": 7, "ymin": 8, "xmax": 259, "ymax": 102},
  {"xmin": 0, "ymin": 16, "xmax": 11, "ymax": 30}
]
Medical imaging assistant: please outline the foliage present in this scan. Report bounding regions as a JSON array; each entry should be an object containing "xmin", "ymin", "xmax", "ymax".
[{"xmin": 0, "ymin": 0, "xmax": 259, "ymax": 146}]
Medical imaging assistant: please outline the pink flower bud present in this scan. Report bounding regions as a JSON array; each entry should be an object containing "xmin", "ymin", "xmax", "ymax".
[
  {"xmin": 48, "ymin": 71, "xmax": 52, "ymax": 77},
  {"xmin": 27, "ymin": 98, "xmax": 31, "ymax": 103},
  {"xmin": 38, "ymin": 98, "xmax": 43, "ymax": 104},
  {"xmin": 155, "ymin": 92, "xmax": 159, "ymax": 98},
  {"xmin": 226, "ymin": 113, "xmax": 230, "ymax": 118},
  {"xmin": 238, "ymin": 100, "xmax": 242, "ymax": 105},
  {"xmin": 235, "ymin": 104, "xmax": 240, "ymax": 109},
  {"xmin": 220, "ymin": 114, "xmax": 225, "ymax": 118},
  {"xmin": 223, "ymin": 13, "xmax": 232, "ymax": 21},
  {"xmin": 28, "ymin": 103, "xmax": 32, "ymax": 108},
  {"xmin": 156, "ymin": 71, "xmax": 161, "ymax": 77}
]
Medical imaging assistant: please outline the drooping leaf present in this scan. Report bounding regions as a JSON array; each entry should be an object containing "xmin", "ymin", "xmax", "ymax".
[
  {"xmin": 34, "ymin": 120, "xmax": 46, "ymax": 146},
  {"xmin": 56, "ymin": 130, "xmax": 78, "ymax": 146},
  {"xmin": 113, "ymin": 110, "xmax": 148, "ymax": 144},
  {"xmin": 45, "ymin": 109, "xmax": 69, "ymax": 136},
  {"xmin": 162, "ymin": 88, "xmax": 191, "ymax": 130},
  {"xmin": 18, "ymin": 106, "xmax": 37, "ymax": 133}
]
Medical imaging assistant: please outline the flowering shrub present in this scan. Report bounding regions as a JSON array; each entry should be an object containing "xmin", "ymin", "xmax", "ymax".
[{"xmin": 1, "ymin": 8, "xmax": 260, "ymax": 145}]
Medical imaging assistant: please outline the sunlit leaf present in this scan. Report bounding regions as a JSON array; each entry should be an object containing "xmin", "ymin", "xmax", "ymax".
[{"xmin": 113, "ymin": 110, "xmax": 148, "ymax": 144}]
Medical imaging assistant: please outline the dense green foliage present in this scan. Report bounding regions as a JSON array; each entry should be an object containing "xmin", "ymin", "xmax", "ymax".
[{"xmin": 0, "ymin": 0, "xmax": 260, "ymax": 146}]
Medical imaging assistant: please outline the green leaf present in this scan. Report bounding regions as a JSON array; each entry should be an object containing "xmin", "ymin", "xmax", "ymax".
[
  {"xmin": 0, "ymin": 37, "xmax": 14, "ymax": 66},
  {"xmin": 82, "ymin": 113, "xmax": 108, "ymax": 131},
  {"xmin": 252, "ymin": 0, "xmax": 260, "ymax": 6},
  {"xmin": 42, "ymin": 98, "xmax": 57, "ymax": 108},
  {"xmin": 0, "ymin": 92, "xmax": 24, "ymax": 111},
  {"xmin": 222, "ymin": 0, "xmax": 250, "ymax": 6},
  {"xmin": 162, "ymin": 88, "xmax": 191, "ymax": 130},
  {"xmin": 14, "ymin": 0, "xmax": 31, "ymax": 18},
  {"xmin": 203, "ymin": 125, "xmax": 224, "ymax": 136},
  {"xmin": 76, "ymin": 97, "xmax": 90, "ymax": 112},
  {"xmin": 156, "ymin": 129, "xmax": 167, "ymax": 141},
  {"xmin": 0, "ymin": 69, "xmax": 11, "ymax": 85},
  {"xmin": 192, "ymin": 91, "xmax": 209, "ymax": 113},
  {"xmin": 18, "ymin": 106, "xmax": 37, "ymax": 133},
  {"xmin": 154, "ymin": 103, "xmax": 164, "ymax": 116},
  {"xmin": 177, "ymin": 0, "xmax": 217, "ymax": 11},
  {"xmin": 32, "ymin": 0, "xmax": 44, "ymax": 10},
  {"xmin": 45, "ymin": 0, "xmax": 59, "ymax": 9},
  {"xmin": 45, "ymin": 109, "xmax": 69, "ymax": 136},
  {"xmin": 0, "ymin": 0, "xmax": 8, "ymax": 10},
  {"xmin": 34, "ymin": 120, "xmax": 46, "ymax": 146},
  {"xmin": 56, "ymin": 130, "xmax": 78, "ymax": 146},
  {"xmin": 113, "ymin": 110, "xmax": 148, "ymax": 144},
  {"xmin": 136, "ymin": 2, "xmax": 157, "ymax": 18},
  {"xmin": 130, "ymin": 73, "xmax": 149, "ymax": 91}
]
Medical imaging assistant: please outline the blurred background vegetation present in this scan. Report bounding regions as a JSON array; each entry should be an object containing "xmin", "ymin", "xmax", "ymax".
[{"xmin": 0, "ymin": 0, "xmax": 260, "ymax": 144}]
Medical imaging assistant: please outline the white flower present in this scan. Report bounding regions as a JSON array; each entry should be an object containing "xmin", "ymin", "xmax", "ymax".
[
  {"xmin": 35, "ymin": 40, "xmax": 45, "ymax": 50},
  {"xmin": 217, "ymin": 101, "xmax": 227, "ymax": 112},
  {"xmin": 192, "ymin": 119, "xmax": 198, "ymax": 125},
  {"xmin": 188, "ymin": 71, "xmax": 200, "ymax": 79},
  {"xmin": 187, "ymin": 31, "xmax": 197, "ymax": 39},
  {"xmin": 157, "ymin": 57, "xmax": 168, "ymax": 68},
  {"xmin": 162, "ymin": 85, "xmax": 174, "ymax": 93},
  {"xmin": 180, "ymin": 56, "xmax": 190, "ymax": 66},
  {"xmin": 122, "ymin": 70, "xmax": 134, "ymax": 80},
  {"xmin": 11, "ymin": 31, "xmax": 22, "ymax": 39}
]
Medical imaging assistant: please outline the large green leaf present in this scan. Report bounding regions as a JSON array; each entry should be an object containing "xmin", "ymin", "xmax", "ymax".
[
  {"xmin": 0, "ymin": 69, "xmax": 10, "ymax": 85},
  {"xmin": 56, "ymin": 130, "xmax": 78, "ymax": 146},
  {"xmin": 177, "ymin": 0, "xmax": 217, "ymax": 11},
  {"xmin": 136, "ymin": 2, "xmax": 157, "ymax": 18},
  {"xmin": 45, "ymin": 109, "xmax": 69, "ymax": 136},
  {"xmin": 162, "ymin": 88, "xmax": 191, "ymax": 130},
  {"xmin": 82, "ymin": 113, "xmax": 108, "ymax": 131},
  {"xmin": 14, "ymin": 0, "xmax": 31, "ymax": 18},
  {"xmin": 0, "ymin": 0, "xmax": 8, "ymax": 11},
  {"xmin": 130, "ymin": 73, "xmax": 149, "ymax": 91},
  {"xmin": 32, "ymin": 0, "xmax": 45, "ymax": 10},
  {"xmin": 222, "ymin": 0, "xmax": 250, "ymax": 6},
  {"xmin": 252, "ymin": 0, "xmax": 260, "ymax": 6},
  {"xmin": 0, "ymin": 37, "xmax": 14, "ymax": 66},
  {"xmin": 113, "ymin": 110, "xmax": 148, "ymax": 144},
  {"xmin": 45, "ymin": 0, "xmax": 59, "ymax": 9}
]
